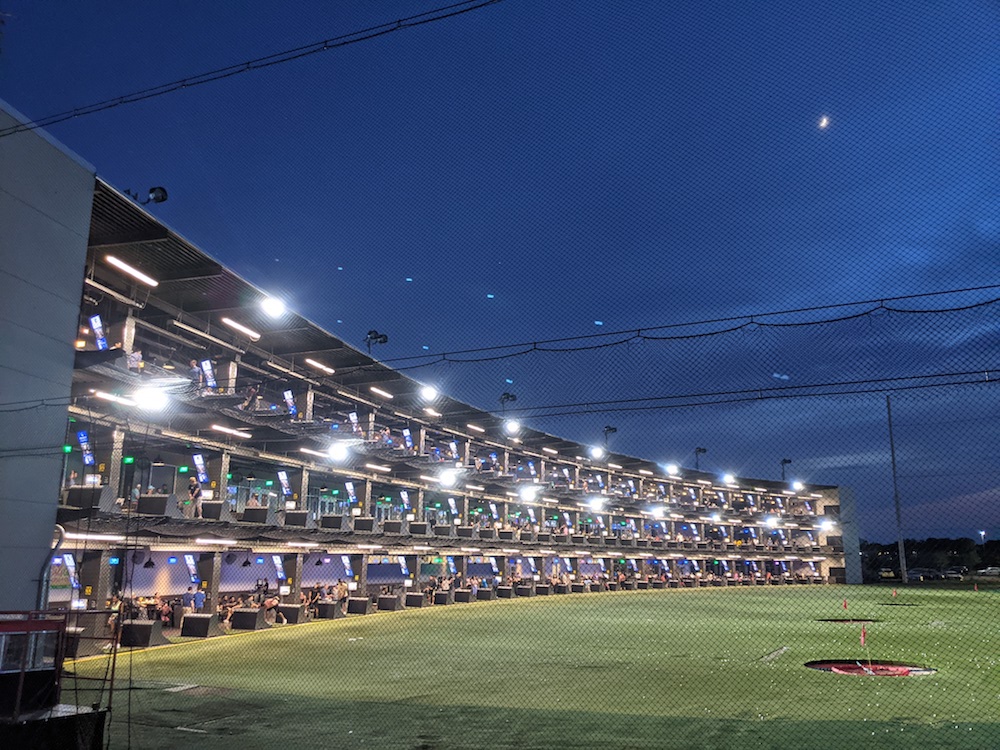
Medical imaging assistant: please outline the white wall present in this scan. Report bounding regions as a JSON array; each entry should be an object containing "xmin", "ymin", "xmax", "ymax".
[{"xmin": 0, "ymin": 101, "xmax": 94, "ymax": 610}]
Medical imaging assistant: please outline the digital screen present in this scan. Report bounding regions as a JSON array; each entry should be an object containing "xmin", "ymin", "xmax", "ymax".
[
  {"xmin": 402, "ymin": 428, "xmax": 413, "ymax": 449},
  {"xmin": 448, "ymin": 497, "xmax": 458, "ymax": 515},
  {"xmin": 89, "ymin": 314, "xmax": 108, "ymax": 350},
  {"xmin": 282, "ymin": 389, "xmax": 297, "ymax": 416},
  {"xmin": 489, "ymin": 502, "xmax": 498, "ymax": 520},
  {"xmin": 398, "ymin": 556, "xmax": 409, "ymax": 576},
  {"xmin": 527, "ymin": 557, "xmax": 537, "ymax": 573},
  {"xmin": 562, "ymin": 511, "xmax": 571, "ymax": 525},
  {"xmin": 77, "ymin": 430, "xmax": 95, "ymax": 466},
  {"xmin": 627, "ymin": 480, "xmax": 636, "ymax": 492},
  {"xmin": 341, "ymin": 555, "xmax": 354, "ymax": 578},
  {"xmin": 628, "ymin": 559, "xmax": 638, "ymax": 572},
  {"xmin": 446, "ymin": 555, "xmax": 457, "ymax": 574},
  {"xmin": 63, "ymin": 553, "xmax": 80, "ymax": 589},
  {"xmin": 527, "ymin": 460, "xmax": 536, "ymax": 477},
  {"xmin": 272, "ymin": 554, "xmax": 287, "ymax": 580},
  {"xmin": 596, "ymin": 474, "xmax": 605, "ymax": 489},
  {"xmin": 200, "ymin": 359, "xmax": 217, "ymax": 389},
  {"xmin": 488, "ymin": 556, "xmax": 499, "ymax": 573},
  {"xmin": 278, "ymin": 585, "xmax": 291, "ymax": 596},
  {"xmin": 184, "ymin": 553, "xmax": 200, "ymax": 583},
  {"xmin": 108, "ymin": 557, "xmax": 120, "ymax": 566},
  {"xmin": 167, "ymin": 556, "xmax": 178, "ymax": 564},
  {"xmin": 348, "ymin": 412, "xmax": 360, "ymax": 433},
  {"xmin": 192, "ymin": 453, "xmax": 209, "ymax": 484},
  {"xmin": 598, "ymin": 559, "xmax": 606, "ymax": 571},
  {"xmin": 345, "ymin": 481, "xmax": 357, "ymax": 502},
  {"xmin": 562, "ymin": 557, "xmax": 573, "ymax": 571},
  {"xmin": 400, "ymin": 490, "xmax": 411, "ymax": 510},
  {"xmin": 449, "ymin": 441, "xmax": 459, "ymax": 458},
  {"xmin": 527, "ymin": 508, "xmax": 536, "ymax": 523},
  {"xmin": 277, "ymin": 470, "xmax": 292, "ymax": 496},
  {"xmin": 562, "ymin": 468, "xmax": 571, "ymax": 480}
]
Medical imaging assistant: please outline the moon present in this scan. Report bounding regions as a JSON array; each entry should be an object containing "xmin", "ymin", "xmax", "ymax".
[{"xmin": 818, "ymin": 115, "xmax": 830, "ymax": 129}]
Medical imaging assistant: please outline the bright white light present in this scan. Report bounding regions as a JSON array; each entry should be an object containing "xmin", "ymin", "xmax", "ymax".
[
  {"xmin": 440, "ymin": 470, "xmax": 458, "ymax": 488},
  {"xmin": 542, "ymin": 447, "xmax": 558, "ymax": 455},
  {"xmin": 134, "ymin": 387, "xmax": 168, "ymax": 412},
  {"xmin": 819, "ymin": 520, "xmax": 835, "ymax": 532},
  {"xmin": 588, "ymin": 497, "xmax": 604, "ymax": 511},
  {"xmin": 105, "ymin": 255, "xmax": 158, "ymax": 287},
  {"xmin": 818, "ymin": 114, "xmax": 830, "ymax": 129},
  {"xmin": 504, "ymin": 419, "xmax": 521, "ymax": 435},
  {"xmin": 651, "ymin": 506, "xmax": 665, "ymax": 519},
  {"xmin": 365, "ymin": 463, "xmax": 391, "ymax": 473},
  {"xmin": 589, "ymin": 446, "xmax": 604, "ymax": 460},
  {"xmin": 711, "ymin": 513, "xmax": 721, "ymax": 523},
  {"xmin": 288, "ymin": 542, "xmax": 319, "ymax": 548},
  {"xmin": 370, "ymin": 386, "xmax": 393, "ymax": 399},
  {"xmin": 466, "ymin": 423, "xmax": 485, "ymax": 433},
  {"xmin": 305, "ymin": 358, "xmax": 335, "ymax": 375},
  {"xmin": 195, "ymin": 538, "xmax": 238, "ymax": 545},
  {"xmin": 420, "ymin": 385, "xmax": 438, "ymax": 401},
  {"xmin": 92, "ymin": 390, "xmax": 137, "ymax": 406},
  {"xmin": 327, "ymin": 443, "xmax": 349, "ymax": 462},
  {"xmin": 424, "ymin": 407, "xmax": 442, "ymax": 418},
  {"xmin": 261, "ymin": 297, "xmax": 286, "ymax": 318},
  {"xmin": 792, "ymin": 481, "xmax": 805, "ymax": 491},
  {"xmin": 65, "ymin": 532, "xmax": 126, "ymax": 543},
  {"xmin": 665, "ymin": 464, "xmax": 680, "ymax": 477},
  {"xmin": 723, "ymin": 473, "xmax": 736, "ymax": 485},
  {"xmin": 220, "ymin": 317, "xmax": 261, "ymax": 341},
  {"xmin": 765, "ymin": 516, "xmax": 779, "ymax": 528},
  {"xmin": 211, "ymin": 424, "xmax": 252, "ymax": 439},
  {"xmin": 519, "ymin": 485, "xmax": 539, "ymax": 502},
  {"xmin": 639, "ymin": 469, "xmax": 653, "ymax": 476}
]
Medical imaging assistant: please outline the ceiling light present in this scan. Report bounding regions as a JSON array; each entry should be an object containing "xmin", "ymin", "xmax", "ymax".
[
  {"xmin": 328, "ymin": 443, "xmax": 349, "ymax": 462},
  {"xmin": 723, "ymin": 474, "xmax": 736, "ymax": 485},
  {"xmin": 608, "ymin": 462, "xmax": 623, "ymax": 470},
  {"xmin": 518, "ymin": 485, "xmax": 539, "ymax": 502},
  {"xmin": 792, "ymin": 481, "xmax": 805, "ymax": 491},
  {"xmin": 195, "ymin": 538, "xmax": 238, "ymax": 545},
  {"xmin": 64, "ymin": 532, "xmax": 126, "ymax": 543},
  {"xmin": 503, "ymin": 419, "xmax": 521, "ymax": 435},
  {"xmin": 420, "ymin": 385, "xmax": 438, "ymax": 401},
  {"xmin": 220, "ymin": 317, "xmax": 261, "ymax": 341},
  {"xmin": 365, "ymin": 463, "xmax": 391, "ymax": 473},
  {"xmin": 105, "ymin": 255, "xmax": 159, "ymax": 287},
  {"xmin": 424, "ymin": 407, "xmax": 442, "ymax": 418},
  {"xmin": 440, "ymin": 470, "xmax": 458, "ymax": 487},
  {"xmin": 261, "ymin": 297, "xmax": 286, "ymax": 318},
  {"xmin": 74, "ymin": 339, "xmax": 86, "ymax": 349},
  {"xmin": 92, "ymin": 390, "xmax": 137, "ymax": 406},
  {"xmin": 542, "ymin": 447, "xmax": 558, "ymax": 455},
  {"xmin": 288, "ymin": 542, "xmax": 319, "ymax": 548},
  {"xmin": 211, "ymin": 424, "xmax": 252, "ymax": 439},
  {"xmin": 638, "ymin": 469, "xmax": 653, "ymax": 476},
  {"xmin": 370, "ymin": 386, "xmax": 394, "ymax": 399},
  {"xmin": 665, "ymin": 464, "xmax": 680, "ymax": 477},
  {"xmin": 299, "ymin": 448, "xmax": 326, "ymax": 458},
  {"xmin": 466, "ymin": 423, "xmax": 485, "ymax": 434},
  {"xmin": 589, "ymin": 446, "xmax": 604, "ymax": 460},
  {"xmin": 134, "ymin": 387, "xmax": 168, "ymax": 412},
  {"xmin": 170, "ymin": 320, "xmax": 244, "ymax": 353},
  {"xmin": 305, "ymin": 358, "xmax": 335, "ymax": 375}
]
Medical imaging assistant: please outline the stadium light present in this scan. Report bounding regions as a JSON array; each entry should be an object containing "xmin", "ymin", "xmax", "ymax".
[
  {"xmin": 134, "ymin": 387, "xmax": 168, "ymax": 412},
  {"xmin": 420, "ymin": 385, "xmax": 439, "ymax": 401},
  {"xmin": 261, "ymin": 297, "xmax": 286, "ymax": 318},
  {"xmin": 220, "ymin": 317, "xmax": 261, "ymax": 341},
  {"xmin": 504, "ymin": 419, "xmax": 521, "ymax": 435},
  {"xmin": 105, "ymin": 255, "xmax": 159, "ymax": 287},
  {"xmin": 327, "ymin": 443, "xmax": 349, "ymax": 462}
]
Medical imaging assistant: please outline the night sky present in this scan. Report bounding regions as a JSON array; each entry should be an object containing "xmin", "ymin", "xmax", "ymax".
[{"xmin": 2, "ymin": 1, "xmax": 997, "ymax": 540}]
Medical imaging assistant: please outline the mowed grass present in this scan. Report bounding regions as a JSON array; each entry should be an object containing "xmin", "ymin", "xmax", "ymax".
[{"xmin": 71, "ymin": 585, "xmax": 999, "ymax": 749}]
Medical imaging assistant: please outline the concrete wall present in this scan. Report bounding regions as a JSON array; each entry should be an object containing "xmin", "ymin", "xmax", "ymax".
[{"xmin": 0, "ymin": 101, "xmax": 94, "ymax": 610}]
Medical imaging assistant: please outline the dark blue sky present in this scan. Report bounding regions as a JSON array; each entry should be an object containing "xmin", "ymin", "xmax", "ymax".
[{"xmin": 2, "ymin": 1, "xmax": 998, "ymax": 540}]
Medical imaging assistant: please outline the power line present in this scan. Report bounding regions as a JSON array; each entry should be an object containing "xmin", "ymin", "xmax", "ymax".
[{"xmin": 0, "ymin": 0, "xmax": 505, "ymax": 139}]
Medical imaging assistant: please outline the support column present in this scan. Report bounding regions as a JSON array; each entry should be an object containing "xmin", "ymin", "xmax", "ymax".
[
  {"xmin": 281, "ymin": 553, "xmax": 303, "ymax": 603},
  {"xmin": 79, "ymin": 550, "xmax": 115, "ymax": 609},
  {"xmin": 196, "ymin": 552, "xmax": 221, "ymax": 613},
  {"xmin": 366, "ymin": 412, "xmax": 376, "ymax": 441},
  {"xmin": 418, "ymin": 427, "xmax": 426, "ymax": 456},
  {"xmin": 303, "ymin": 386, "xmax": 315, "ymax": 421},
  {"xmin": 361, "ymin": 480, "xmax": 373, "ymax": 517},
  {"xmin": 219, "ymin": 359, "xmax": 239, "ymax": 395},
  {"xmin": 122, "ymin": 311, "xmax": 136, "ymax": 354},
  {"xmin": 348, "ymin": 554, "xmax": 368, "ymax": 594},
  {"xmin": 296, "ymin": 468, "xmax": 309, "ymax": 511},
  {"xmin": 415, "ymin": 488, "xmax": 425, "ymax": 521},
  {"xmin": 101, "ymin": 428, "xmax": 126, "ymax": 510}
]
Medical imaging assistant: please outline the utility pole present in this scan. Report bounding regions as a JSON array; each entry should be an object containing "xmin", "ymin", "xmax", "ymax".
[{"xmin": 886, "ymin": 394, "xmax": 908, "ymax": 584}]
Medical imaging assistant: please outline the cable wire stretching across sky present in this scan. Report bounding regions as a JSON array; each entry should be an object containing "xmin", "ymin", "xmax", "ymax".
[{"xmin": 0, "ymin": 0, "xmax": 505, "ymax": 139}]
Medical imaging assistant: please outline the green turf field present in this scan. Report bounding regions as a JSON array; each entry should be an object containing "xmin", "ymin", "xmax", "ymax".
[{"xmin": 70, "ymin": 585, "xmax": 998, "ymax": 749}]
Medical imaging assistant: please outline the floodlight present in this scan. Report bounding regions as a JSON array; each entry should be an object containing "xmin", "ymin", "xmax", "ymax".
[
  {"xmin": 589, "ymin": 446, "xmax": 604, "ymax": 460},
  {"xmin": 420, "ymin": 385, "xmax": 439, "ymax": 401},
  {"xmin": 792, "ymin": 481, "xmax": 805, "ymax": 491},
  {"xmin": 134, "ymin": 387, "xmax": 168, "ymax": 412},
  {"xmin": 504, "ymin": 419, "xmax": 521, "ymax": 435},
  {"xmin": 518, "ymin": 485, "xmax": 539, "ymax": 502},
  {"xmin": 261, "ymin": 297, "xmax": 286, "ymax": 318},
  {"xmin": 440, "ymin": 470, "xmax": 458, "ymax": 488},
  {"xmin": 723, "ymin": 473, "xmax": 736, "ymax": 485},
  {"xmin": 327, "ymin": 443, "xmax": 349, "ymax": 462},
  {"xmin": 665, "ymin": 464, "xmax": 680, "ymax": 476}
]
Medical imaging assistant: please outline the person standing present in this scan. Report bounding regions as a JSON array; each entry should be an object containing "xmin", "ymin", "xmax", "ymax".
[
  {"xmin": 181, "ymin": 587, "xmax": 195, "ymax": 614},
  {"xmin": 187, "ymin": 477, "xmax": 203, "ymax": 519},
  {"xmin": 193, "ymin": 587, "xmax": 206, "ymax": 613}
]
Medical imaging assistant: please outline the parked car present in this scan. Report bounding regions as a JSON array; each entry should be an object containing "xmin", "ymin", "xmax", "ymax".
[
  {"xmin": 909, "ymin": 568, "xmax": 943, "ymax": 581},
  {"xmin": 943, "ymin": 568, "xmax": 964, "ymax": 580},
  {"xmin": 878, "ymin": 568, "xmax": 896, "ymax": 579},
  {"xmin": 976, "ymin": 566, "xmax": 1000, "ymax": 576}
]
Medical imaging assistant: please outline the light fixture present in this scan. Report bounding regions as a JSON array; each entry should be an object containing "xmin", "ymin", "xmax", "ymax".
[
  {"xmin": 588, "ymin": 497, "xmax": 604, "ymax": 511},
  {"xmin": 171, "ymin": 320, "xmax": 244, "ymax": 353},
  {"xmin": 424, "ymin": 407, "xmax": 442, "ymax": 418},
  {"xmin": 588, "ymin": 446, "xmax": 604, "ymax": 460},
  {"xmin": 143, "ymin": 558, "xmax": 155, "ymax": 569},
  {"xmin": 792, "ymin": 481, "xmax": 805, "ymax": 492},
  {"xmin": 162, "ymin": 359, "xmax": 176, "ymax": 370},
  {"xmin": 134, "ymin": 387, "xmax": 169, "ymax": 412},
  {"xmin": 365, "ymin": 463, "xmax": 391, "ymax": 473},
  {"xmin": 241, "ymin": 555, "xmax": 252, "ymax": 567},
  {"xmin": 64, "ymin": 532, "xmax": 126, "ymax": 542},
  {"xmin": 518, "ymin": 485, "xmax": 539, "ymax": 502},
  {"xmin": 499, "ymin": 392, "xmax": 517, "ymax": 406},
  {"xmin": 92, "ymin": 390, "xmax": 137, "ymax": 406},
  {"xmin": 195, "ymin": 538, "xmax": 239, "ymax": 545},
  {"xmin": 288, "ymin": 542, "xmax": 319, "ymax": 548},
  {"xmin": 420, "ymin": 385, "xmax": 438, "ymax": 401},
  {"xmin": 327, "ymin": 443, "xmax": 349, "ymax": 462},
  {"xmin": 261, "ymin": 297, "xmax": 286, "ymax": 318},
  {"xmin": 314, "ymin": 557, "xmax": 324, "ymax": 566},
  {"xmin": 503, "ymin": 419, "xmax": 521, "ymax": 435},
  {"xmin": 440, "ymin": 470, "xmax": 458, "ymax": 487},
  {"xmin": 765, "ymin": 517, "xmax": 779, "ymax": 528},
  {"xmin": 608, "ymin": 463, "xmax": 623, "ymax": 470},
  {"xmin": 639, "ymin": 469, "xmax": 653, "ymax": 476},
  {"xmin": 466, "ymin": 423, "xmax": 485, "ymax": 434},
  {"xmin": 305, "ymin": 358, "xmax": 335, "ymax": 375},
  {"xmin": 74, "ymin": 339, "xmax": 86, "ymax": 349},
  {"xmin": 723, "ymin": 473, "xmax": 736, "ymax": 485},
  {"xmin": 364, "ymin": 330, "xmax": 388, "ymax": 354},
  {"xmin": 542, "ymin": 447, "xmax": 558, "ymax": 455},
  {"xmin": 220, "ymin": 317, "xmax": 261, "ymax": 341},
  {"xmin": 370, "ymin": 386, "xmax": 394, "ymax": 399},
  {"xmin": 319, "ymin": 484, "xmax": 328, "ymax": 493},
  {"xmin": 246, "ymin": 471, "xmax": 256, "ymax": 482},
  {"xmin": 152, "ymin": 455, "xmax": 164, "ymax": 466},
  {"xmin": 211, "ymin": 424, "xmax": 252, "ymax": 439},
  {"xmin": 665, "ymin": 464, "xmax": 680, "ymax": 477},
  {"xmin": 105, "ymin": 255, "xmax": 159, "ymax": 287},
  {"xmin": 819, "ymin": 520, "xmax": 835, "ymax": 532}
]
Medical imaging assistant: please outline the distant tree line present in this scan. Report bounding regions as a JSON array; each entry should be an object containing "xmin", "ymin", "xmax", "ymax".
[{"xmin": 859, "ymin": 537, "xmax": 998, "ymax": 582}]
